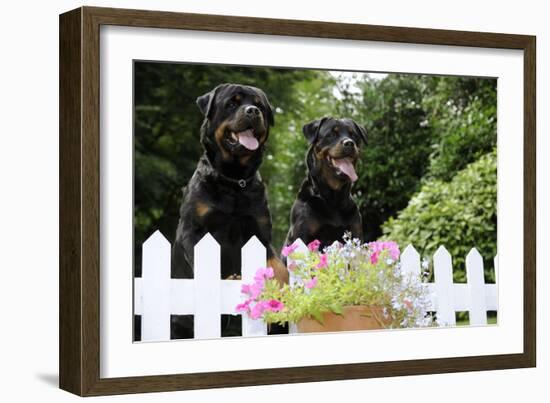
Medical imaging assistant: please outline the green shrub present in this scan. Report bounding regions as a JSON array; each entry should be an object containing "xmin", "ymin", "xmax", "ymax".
[{"xmin": 382, "ymin": 150, "xmax": 497, "ymax": 282}]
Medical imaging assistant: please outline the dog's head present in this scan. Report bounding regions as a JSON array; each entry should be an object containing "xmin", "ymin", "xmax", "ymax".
[
  {"xmin": 303, "ymin": 117, "xmax": 367, "ymax": 188},
  {"xmin": 197, "ymin": 83, "xmax": 274, "ymax": 163}
]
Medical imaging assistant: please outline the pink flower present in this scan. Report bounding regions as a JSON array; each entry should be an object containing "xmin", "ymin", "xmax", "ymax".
[
  {"xmin": 263, "ymin": 299, "xmax": 285, "ymax": 312},
  {"xmin": 241, "ymin": 280, "xmax": 265, "ymax": 299},
  {"xmin": 250, "ymin": 303, "xmax": 265, "ymax": 319},
  {"xmin": 316, "ymin": 254, "xmax": 328, "ymax": 269},
  {"xmin": 305, "ymin": 277, "xmax": 318, "ymax": 289},
  {"xmin": 385, "ymin": 242, "xmax": 400, "ymax": 260},
  {"xmin": 235, "ymin": 299, "xmax": 251, "ymax": 313},
  {"xmin": 247, "ymin": 299, "xmax": 286, "ymax": 320},
  {"xmin": 403, "ymin": 299, "xmax": 413, "ymax": 311},
  {"xmin": 307, "ymin": 240, "xmax": 321, "ymax": 252},
  {"xmin": 241, "ymin": 283, "xmax": 251, "ymax": 295},
  {"xmin": 254, "ymin": 267, "xmax": 274, "ymax": 282},
  {"xmin": 368, "ymin": 241, "xmax": 400, "ymax": 262},
  {"xmin": 249, "ymin": 281, "xmax": 264, "ymax": 299},
  {"xmin": 282, "ymin": 242, "xmax": 299, "ymax": 257},
  {"xmin": 370, "ymin": 251, "xmax": 379, "ymax": 265}
]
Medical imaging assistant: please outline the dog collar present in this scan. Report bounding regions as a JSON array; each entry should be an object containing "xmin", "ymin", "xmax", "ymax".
[
  {"xmin": 201, "ymin": 154, "xmax": 257, "ymax": 189},
  {"xmin": 218, "ymin": 174, "xmax": 255, "ymax": 189}
]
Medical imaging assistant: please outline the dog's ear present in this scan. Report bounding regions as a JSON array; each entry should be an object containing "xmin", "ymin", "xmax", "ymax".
[
  {"xmin": 256, "ymin": 89, "xmax": 275, "ymax": 127},
  {"xmin": 353, "ymin": 121, "xmax": 368, "ymax": 144},
  {"xmin": 196, "ymin": 85, "xmax": 222, "ymax": 118},
  {"xmin": 302, "ymin": 117, "xmax": 327, "ymax": 144}
]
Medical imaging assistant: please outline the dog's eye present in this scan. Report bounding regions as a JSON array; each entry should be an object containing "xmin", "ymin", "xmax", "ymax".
[{"xmin": 226, "ymin": 101, "xmax": 238, "ymax": 109}]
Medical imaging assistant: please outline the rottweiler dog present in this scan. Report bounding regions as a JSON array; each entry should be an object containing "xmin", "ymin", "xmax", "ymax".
[
  {"xmin": 171, "ymin": 83, "xmax": 288, "ymax": 338},
  {"xmin": 285, "ymin": 117, "xmax": 367, "ymax": 249}
]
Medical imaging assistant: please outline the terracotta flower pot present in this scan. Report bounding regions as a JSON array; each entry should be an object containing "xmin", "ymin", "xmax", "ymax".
[{"xmin": 296, "ymin": 305, "xmax": 391, "ymax": 333}]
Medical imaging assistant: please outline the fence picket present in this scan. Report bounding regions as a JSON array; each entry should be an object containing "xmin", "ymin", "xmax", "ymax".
[
  {"xmin": 466, "ymin": 248, "xmax": 487, "ymax": 325},
  {"xmin": 433, "ymin": 246, "xmax": 456, "ymax": 326},
  {"xmin": 401, "ymin": 244, "xmax": 421, "ymax": 277},
  {"xmin": 241, "ymin": 236, "xmax": 268, "ymax": 336},
  {"xmin": 288, "ymin": 239, "xmax": 308, "ymax": 334},
  {"xmin": 141, "ymin": 230, "xmax": 171, "ymax": 341},
  {"xmin": 194, "ymin": 233, "xmax": 221, "ymax": 338}
]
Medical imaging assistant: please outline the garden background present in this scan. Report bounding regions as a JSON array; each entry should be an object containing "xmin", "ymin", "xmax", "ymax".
[{"xmin": 134, "ymin": 62, "xmax": 497, "ymax": 283}]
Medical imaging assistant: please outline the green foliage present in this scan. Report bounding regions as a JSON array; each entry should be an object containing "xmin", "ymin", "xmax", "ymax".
[
  {"xmin": 382, "ymin": 150, "xmax": 497, "ymax": 282},
  {"xmin": 134, "ymin": 63, "xmax": 497, "ymax": 277},
  {"xmin": 422, "ymin": 77, "xmax": 497, "ymax": 181}
]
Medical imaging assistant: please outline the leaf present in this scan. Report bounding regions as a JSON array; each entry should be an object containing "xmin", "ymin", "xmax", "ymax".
[
  {"xmin": 330, "ymin": 304, "xmax": 344, "ymax": 316},
  {"xmin": 310, "ymin": 309, "xmax": 325, "ymax": 325}
]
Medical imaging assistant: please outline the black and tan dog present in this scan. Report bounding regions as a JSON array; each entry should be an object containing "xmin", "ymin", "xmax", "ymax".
[
  {"xmin": 171, "ymin": 83, "xmax": 288, "ymax": 338},
  {"xmin": 285, "ymin": 117, "xmax": 367, "ymax": 249},
  {"xmin": 172, "ymin": 83, "xmax": 288, "ymax": 285}
]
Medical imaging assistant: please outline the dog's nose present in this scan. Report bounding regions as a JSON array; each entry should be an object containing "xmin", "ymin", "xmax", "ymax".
[
  {"xmin": 342, "ymin": 138, "xmax": 355, "ymax": 149},
  {"xmin": 245, "ymin": 105, "xmax": 261, "ymax": 117}
]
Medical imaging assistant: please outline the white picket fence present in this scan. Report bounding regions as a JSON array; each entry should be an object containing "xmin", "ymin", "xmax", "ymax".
[{"xmin": 134, "ymin": 231, "xmax": 498, "ymax": 341}]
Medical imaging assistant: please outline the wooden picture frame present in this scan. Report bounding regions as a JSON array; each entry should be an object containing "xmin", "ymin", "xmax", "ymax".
[{"xmin": 59, "ymin": 6, "xmax": 536, "ymax": 396}]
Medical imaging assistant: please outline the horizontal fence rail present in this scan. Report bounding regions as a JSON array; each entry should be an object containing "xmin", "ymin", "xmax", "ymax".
[{"xmin": 134, "ymin": 231, "xmax": 498, "ymax": 342}]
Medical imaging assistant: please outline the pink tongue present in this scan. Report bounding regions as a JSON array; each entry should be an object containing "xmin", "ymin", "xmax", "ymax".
[
  {"xmin": 236, "ymin": 129, "xmax": 259, "ymax": 150},
  {"xmin": 333, "ymin": 158, "xmax": 358, "ymax": 182}
]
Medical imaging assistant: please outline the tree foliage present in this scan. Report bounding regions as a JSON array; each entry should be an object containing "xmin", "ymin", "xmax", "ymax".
[{"xmin": 134, "ymin": 63, "xmax": 497, "ymax": 279}]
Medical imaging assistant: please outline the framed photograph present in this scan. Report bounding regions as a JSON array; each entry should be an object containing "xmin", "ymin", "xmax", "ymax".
[{"xmin": 59, "ymin": 6, "xmax": 536, "ymax": 396}]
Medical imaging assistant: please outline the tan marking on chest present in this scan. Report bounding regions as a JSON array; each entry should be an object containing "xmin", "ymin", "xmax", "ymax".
[
  {"xmin": 308, "ymin": 219, "xmax": 320, "ymax": 234},
  {"xmin": 195, "ymin": 201, "xmax": 211, "ymax": 217}
]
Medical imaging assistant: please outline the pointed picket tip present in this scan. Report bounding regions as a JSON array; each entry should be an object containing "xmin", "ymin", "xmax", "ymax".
[
  {"xmin": 242, "ymin": 235, "xmax": 264, "ymax": 252},
  {"xmin": 466, "ymin": 247, "xmax": 484, "ymax": 282},
  {"xmin": 434, "ymin": 245, "xmax": 449, "ymax": 256},
  {"xmin": 433, "ymin": 245, "xmax": 452, "ymax": 269},
  {"xmin": 434, "ymin": 245, "xmax": 451, "ymax": 261},
  {"xmin": 195, "ymin": 232, "xmax": 220, "ymax": 253},
  {"xmin": 143, "ymin": 230, "xmax": 170, "ymax": 248},
  {"xmin": 402, "ymin": 244, "xmax": 420, "ymax": 260},
  {"xmin": 242, "ymin": 236, "xmax": 266, "ymax": 279},
  {"xmin": 466, "ymin": 247, "xmax": 483, "ymax": 263},
  {"xmin": 400, "ymin": 244, "xmax": 420, "ymax": 276}
]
